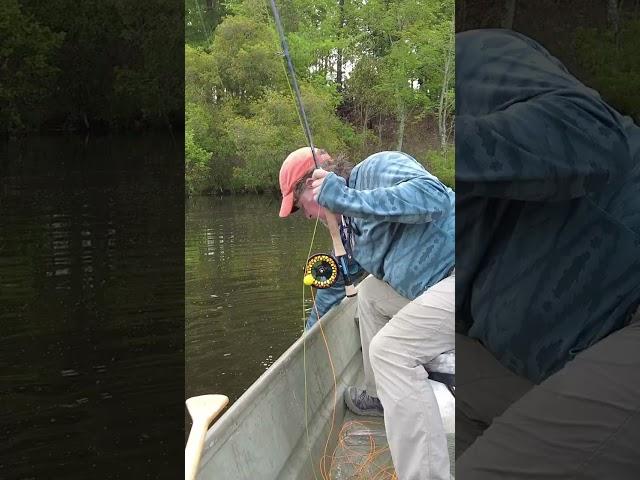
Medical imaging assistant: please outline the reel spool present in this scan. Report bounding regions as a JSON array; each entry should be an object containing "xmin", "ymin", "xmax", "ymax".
[{"xmin": 303, "ymin": 253, "xmax": 339, "ymax": 289}]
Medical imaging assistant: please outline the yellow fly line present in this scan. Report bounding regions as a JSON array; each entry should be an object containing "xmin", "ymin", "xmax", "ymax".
[{"xmin": 263, "ymin": 0, "xmax": 395, "ymax": 477}]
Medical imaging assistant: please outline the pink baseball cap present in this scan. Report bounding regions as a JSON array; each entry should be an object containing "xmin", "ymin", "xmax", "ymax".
[{"xmin": 278, "ymin": 147, "xmax": 329, "ymax": 217}]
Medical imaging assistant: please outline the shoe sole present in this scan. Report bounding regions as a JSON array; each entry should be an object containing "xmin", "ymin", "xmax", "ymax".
[{"xmin": 343, "ymin": 390, "xmax": 384, "ymax": 417}]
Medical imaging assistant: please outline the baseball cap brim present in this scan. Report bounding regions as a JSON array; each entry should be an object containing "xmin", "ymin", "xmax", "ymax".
[{"xmin": 279, "ymin": 191, "xmax": 295, "ymax": 218}]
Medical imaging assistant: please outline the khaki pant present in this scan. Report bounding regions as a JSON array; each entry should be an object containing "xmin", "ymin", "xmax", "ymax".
[
  {"xmin": 358, "ymin": 273, "xmax": 455, "ymax": 480},
  {"xmin": 456, "ymin": 306, "xmax": 640, "ymax": 479}
]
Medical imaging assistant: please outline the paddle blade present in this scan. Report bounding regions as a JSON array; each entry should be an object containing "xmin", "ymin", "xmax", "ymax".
[
  {"xmin": 186, "ymin": 394, "xmax": 229, "ymax": 425},
  {"xmin": 185, "ymin": 395, "xmax": 229, "ymax": 480}
]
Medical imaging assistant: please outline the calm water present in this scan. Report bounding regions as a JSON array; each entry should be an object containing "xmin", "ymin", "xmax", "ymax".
[
  {"xmin": 1, "ymin": 136, "xmax": 335, "ymax": 474},
  {"xmin": 185, "ymin": 196, "xmax": 330, "ymax": 428},
  {"xmin": 1, "ymin": 135, "xmax": 184, "ymax": 479}
]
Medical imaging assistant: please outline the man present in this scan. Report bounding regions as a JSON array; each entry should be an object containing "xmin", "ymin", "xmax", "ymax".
[
  {"xmin": 278, "ymin": 147, "xmax": 455, "ymax": 480},
  {"xmin": 456, "ymin": 29, "xmax": 640, "ymax": 478}
]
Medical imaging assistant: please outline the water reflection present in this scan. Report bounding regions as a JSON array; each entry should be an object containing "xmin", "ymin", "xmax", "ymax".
[
  {"xmin": 185, "ymin": 196, "xmax": 330, "ymax": 427},
  {"xmin": 1, "ymin": 135, "xmax": 183, "ymax": 479}
]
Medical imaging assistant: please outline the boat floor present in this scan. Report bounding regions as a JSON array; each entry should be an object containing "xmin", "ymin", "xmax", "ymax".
[{"xmin": 328, "ymin": 374, "xmax": 455, "ymax": 480}]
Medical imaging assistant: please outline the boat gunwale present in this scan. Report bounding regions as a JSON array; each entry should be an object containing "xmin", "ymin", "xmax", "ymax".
[{"xmin": 197, "ymin": 297, "xmax": 358, "ymax": 471}]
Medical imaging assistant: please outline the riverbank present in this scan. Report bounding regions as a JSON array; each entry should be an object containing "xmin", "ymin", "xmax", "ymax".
[{"xmin": 189, "ymin": 143, "xmax": 455, "ymax": 197}]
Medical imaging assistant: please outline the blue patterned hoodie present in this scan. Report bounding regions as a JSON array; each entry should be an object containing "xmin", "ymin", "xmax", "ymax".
[
  {"xmin": 306, "ymin": 151, "xmax": 455, "ymax": 327},
  {"xmin": 457, "ymin": 29, "xmax": 640, "ymax": 382}
]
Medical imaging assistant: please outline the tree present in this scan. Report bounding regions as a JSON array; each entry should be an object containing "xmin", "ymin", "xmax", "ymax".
[
  {"xmin": 184, "ymin": 0, "xmax": 454, "ymax": 194},
  {"xmin": 185, "ymin": 0, "xmax": 227, "ymax": 46},
  {"xmin": 502, "ymin": 0, "xmax": 517, "ymax": 29},
  {"xmin": 210, "ymin": 15, "xmax": 283, "ymax": 101},
  {"xmin": 0, "ymin": 0, "xmax": 63, "ymax": 133},
  {"xmin": 575, "ymin": 17, "xmax": 640, "ymax": 122},
  {"xmin": 113, "ymin": 0, "xmax": 184, "ymax": 128},
  {"xmin": 437, "ymin": 21, "xmax": 455, "ymax": 152}
]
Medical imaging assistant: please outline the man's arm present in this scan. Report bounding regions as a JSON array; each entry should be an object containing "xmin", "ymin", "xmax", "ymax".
[
  {"xmin": 306, "ymin": 280, "xmax": 346, "ymax": 329},
  {"xmin": 318, "ymin": 172, "xmax": 452, "ymax": 224}
]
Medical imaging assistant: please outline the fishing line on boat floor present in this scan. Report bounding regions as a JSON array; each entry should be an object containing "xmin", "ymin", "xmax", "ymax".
[
  {"xmin": 304, "ymin": 247, "xmax": 398, "ymax": 480},
  {"xmin": 309, "ymin": 291, "xmax": 398, "ymax": 480},
  {"xmin": 322, "ymin": 419, "xmax": 399, "ymax": 480}
]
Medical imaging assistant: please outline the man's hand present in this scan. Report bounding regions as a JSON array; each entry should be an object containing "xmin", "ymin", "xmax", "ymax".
[{"xmin": 311, "ymin": 168, "xmax": 329, "ymax": 202}]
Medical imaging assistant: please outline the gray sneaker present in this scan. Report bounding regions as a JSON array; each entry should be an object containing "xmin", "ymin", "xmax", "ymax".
[{"xmin": 344, "ymin": 386, "xmax": 384, "ymax": 417}]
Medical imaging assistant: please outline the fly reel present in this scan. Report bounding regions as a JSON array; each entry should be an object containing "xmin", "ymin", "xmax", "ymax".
[{"xmin": 303, "ymin": 253, "xmax": 339, "ymax": 289}]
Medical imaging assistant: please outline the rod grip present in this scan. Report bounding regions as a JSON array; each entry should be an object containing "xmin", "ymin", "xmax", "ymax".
[
  {"xmin": 325, "ymin": 210, "xmax": 358, "ymax": 297},
  {"xmin": 325, "ymin": 212, "xmax": 346, "ymax": 256}
]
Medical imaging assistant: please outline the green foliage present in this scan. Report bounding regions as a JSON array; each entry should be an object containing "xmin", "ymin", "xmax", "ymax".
[
  {"xmin": 185, "ymin": 44, "xmax": 220, "ymax": 105},
  {"xmin": 210, "ymin": 15, "xmax": 284, "ymax": 100},
  {"xmin": 186, "ymin": 128, "xmax": 213, "ymax": 196},
  {"xmin": 230, "ymin": 87, "xmax": 356, "ymax": 191},
  {"xmin": 185, "ymin": 0, "xmax": 226, "ymax": 46},
  {"xmin": 1, "ymin": 0, "xmax": 183, "ymax": 134},
  {"xmin": 186, "ymin": 100, "xmax": 236, "ymax": 194},
  {"xmin": 185, "ymin": 0, "xmax": 455, "ymax": 195},
  {"xmin": 424, "ymin": 148, "xmax": 454, "ymax": 188},
  {"xmin": 343, "ymin": 0, "xmax": 455, "ymax": 149},
  {"xmin": 0, "ymin": 0, "xmax": 63, "ymax": 133},
  {"xmin": 575, "ymin": 21, "xmax": 640, "ymax": 120},
  {"xmin": 112, "ymin": 1, "xmax": 184, "ymax": 126}
]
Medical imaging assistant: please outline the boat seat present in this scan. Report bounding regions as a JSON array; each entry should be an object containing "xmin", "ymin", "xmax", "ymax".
[{"xmin": 423, "ymin": 350, "xmax": 455, "ymax": 395}]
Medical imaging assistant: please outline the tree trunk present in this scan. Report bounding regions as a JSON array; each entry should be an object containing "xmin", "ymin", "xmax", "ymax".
[
  {"xmin": 438, "ymin": 22, "xmax": 454, "ymax": 152},
  {"xmin": 501, "ymin": 0, "xmax": 517, "ymax": 29},
  {"xmin": 607, "ymin": 0, "xmax": 621, "ymax": 47},
  {"xmin": 362, "ymin": 105, "xmax": 369, "ymax": 149},
  {"xmin": 607, "ymin": 0, "xmax": 620, "ymax": 29},
  {"xmin": 459, "ymin": 0, "xmax": 467, "ymax": 31},
  {"xmin": 336, "ymin": 0, "xmax": 345, "ymax": 91},
  {"xmin": 396, "ymin": 97, "xmax": 405, "ymax": 151}
]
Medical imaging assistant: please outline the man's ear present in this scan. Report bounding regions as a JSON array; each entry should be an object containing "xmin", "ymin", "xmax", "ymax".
[{"xmin": 305, "ymin": 178, "xmax": 314, "ymax": 188}]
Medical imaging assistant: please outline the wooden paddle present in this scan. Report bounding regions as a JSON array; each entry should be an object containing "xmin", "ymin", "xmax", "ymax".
[{"xmin": 185, "ymin": 394, "xmax": 229, "ymax": 480}]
